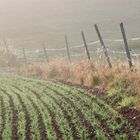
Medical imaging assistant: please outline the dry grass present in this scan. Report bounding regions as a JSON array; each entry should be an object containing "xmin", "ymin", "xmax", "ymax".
[
  {"xmin": 19, "ymin": 58, "xmax": 140, "ymax": 88},
  {"xmin": 20, "ymin": 59, "xmax": 97, "ymax": 84}
]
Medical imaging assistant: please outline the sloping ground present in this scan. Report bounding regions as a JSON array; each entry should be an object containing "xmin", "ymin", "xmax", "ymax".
[
  {"xmin": 0, "ymin": 76, "xmax": 139, "ymax": 140},
  {"xmin": 58, "ymin": 80, "xmax": 140, "ymax": 135}
]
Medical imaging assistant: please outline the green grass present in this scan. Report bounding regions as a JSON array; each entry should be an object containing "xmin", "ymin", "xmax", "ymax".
[{"xmin": 119, "ymin": 96, "xmax": 137, "ymax": 107}]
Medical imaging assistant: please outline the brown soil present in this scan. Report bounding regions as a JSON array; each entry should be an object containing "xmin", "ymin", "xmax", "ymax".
[
  {"xmin": 0, "ymin": 96, "xmax": 6, "ymax": 139},
  {"xmin": 120, "ymin": 107, "xmax": 140, "ymax": 132}
]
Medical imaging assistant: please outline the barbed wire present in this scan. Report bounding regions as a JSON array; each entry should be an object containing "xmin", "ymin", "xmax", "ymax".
[
  {"xmin": 11, "ymin": 37, "xmax": 140, "ymax": 62},
  {"xmin": 15, "ymin": 37, "xmax": 140, "ymax": 53}
]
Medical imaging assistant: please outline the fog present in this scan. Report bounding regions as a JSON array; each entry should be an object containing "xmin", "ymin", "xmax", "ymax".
[{"xmin": 0, "ymin": 0, "xmax": 140, "ymax": 49}]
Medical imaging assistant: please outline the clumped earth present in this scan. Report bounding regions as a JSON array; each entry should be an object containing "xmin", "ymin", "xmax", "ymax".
[{"xmin": 120, "ymin": 107, "xmax": 140, "ymax": 132}]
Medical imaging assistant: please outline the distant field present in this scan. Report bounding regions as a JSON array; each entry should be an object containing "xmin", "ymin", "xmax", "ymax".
[
  {"xmin": 1, "ymin": 0, "xmax": 140, "ymax": 50},
  {"xmin": 0, "ymin": 76, "xmax": 139, "ymax": 139}
]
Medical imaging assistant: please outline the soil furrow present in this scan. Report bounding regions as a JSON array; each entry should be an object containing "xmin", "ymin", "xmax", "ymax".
[
  {"xmin": 8, "ymin": 95, "xmax": 18, "ymax": 140},
  {"xmin": 28, "ymin": 88, "xmax": 64, "ymax": 140},
  {"xmin": 13, "ymin": 91, "xmax": 32, "ymax": 140},
  {"xmin": 15, "ymin": 85, "xmax": 80, "ymax": 139},
  {"xmin": 47, "ymin": 94, "xmax": 81, "ymax": 140},
  {"xmin": 1, "ymin": 89, "xmax": 19, "ymax": 140},
  {"xmin": 26, "ymin": 87, "xmax": 80, "ymax": 140},
  {"xmin": 45, "ymin": 86, "xmax": 97, "ymax": 139},
  {"xmin": 0, "ymin": 96, "xmax": 6, "ymax": 139},
  {"xmin": 27, "ymin": 96, "xmax": 48, "ymax": 140}
]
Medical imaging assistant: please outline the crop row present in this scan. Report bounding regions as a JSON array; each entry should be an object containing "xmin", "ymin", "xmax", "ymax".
[{"xmin": 0, "ymin": 76, "xmax": 139, "ymax": 140}]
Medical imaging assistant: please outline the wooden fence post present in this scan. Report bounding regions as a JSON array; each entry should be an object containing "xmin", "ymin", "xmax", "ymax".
[
  {"xmin": 23, "ymin": 48, "xmax": 27, "ymax": 65},
  {"xmin": 81, "ymin": 31, "xmax": 91, "ymax": 60},
  {"xmin": 65, "ymin": 35, "xmax": 71, "ymax": 63},
  {"xmin": 94, "ymin": 24, "xmax": 112, "ymax": 68},
  {"xmin": 120, "ymin": 22, "xmax": 133, "ymax": 69},
  {"xmin": 42, "ymin": 42, "xmax": 49, "ymax": 63}
]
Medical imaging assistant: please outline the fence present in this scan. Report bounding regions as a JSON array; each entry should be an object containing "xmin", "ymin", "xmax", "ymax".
[{"xmin": 2, "ymin": 22, "xmax": 140, "ymax": 70}]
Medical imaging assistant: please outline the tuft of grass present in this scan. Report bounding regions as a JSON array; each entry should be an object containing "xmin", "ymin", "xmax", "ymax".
[
  {"xmin": 119, "ymin": 97, "xmax": 137, "ymax": 107},
  {"xmin": 107, "ymin": 86, "xmax": 124, "ymax": 98}
]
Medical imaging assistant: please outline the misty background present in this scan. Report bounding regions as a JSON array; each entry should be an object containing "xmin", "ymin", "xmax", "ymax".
[{"xmin": 0, "ymin": 0, "xmax": 140, "ymax": 50}]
